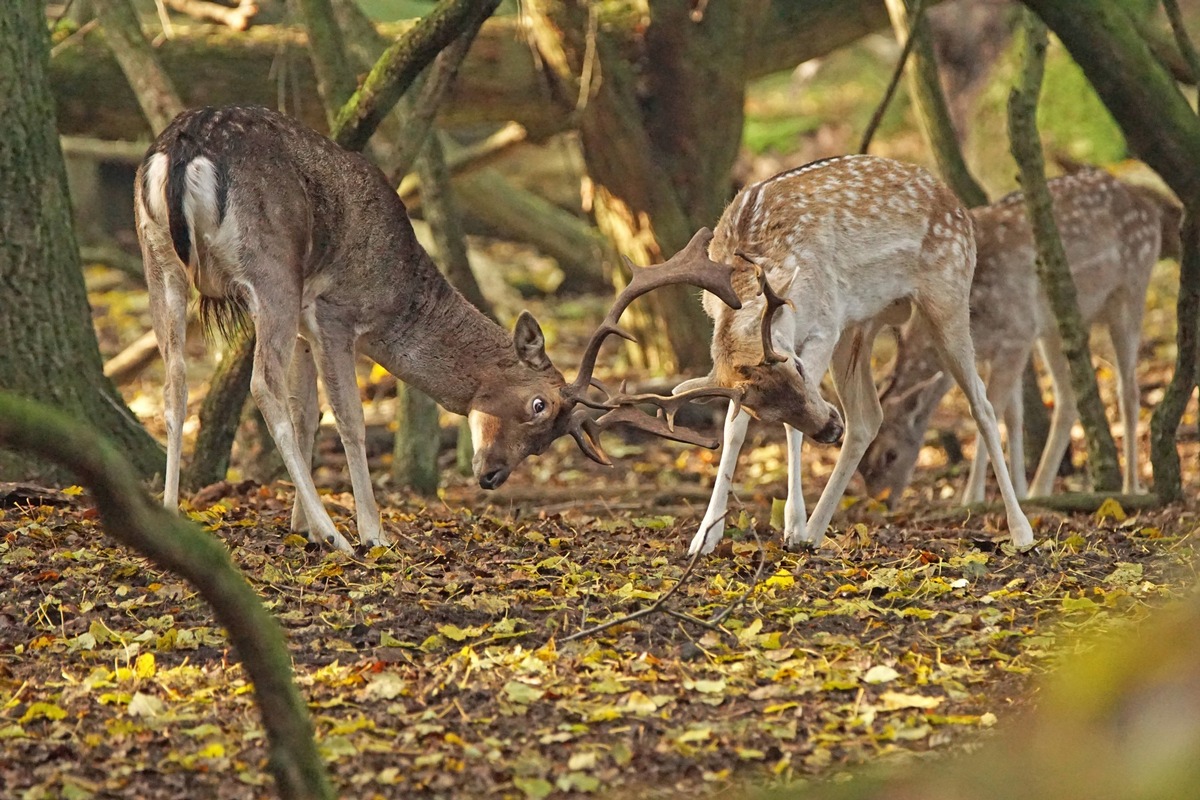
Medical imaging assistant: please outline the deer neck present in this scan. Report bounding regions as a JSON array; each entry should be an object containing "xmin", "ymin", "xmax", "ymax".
[{"xmin": 361, "ymin": 256, "xmax": 515, "ymax": 416}]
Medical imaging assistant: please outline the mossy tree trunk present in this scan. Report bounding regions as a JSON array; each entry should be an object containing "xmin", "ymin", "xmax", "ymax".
[
  {"xmin": 1006, "ymin": 10, "xmax": 1122, "ymax": 491},
  {"xmin": 0, "ymin": 0, "xmax": 163, "ymax": 484},
  {"xmin": 525, "ymin": 0, "xmax": 768, "ymax": 373},
  {"xmin": 1019, "ymin": 0, "xmax": 1200, "ymax": 500}
]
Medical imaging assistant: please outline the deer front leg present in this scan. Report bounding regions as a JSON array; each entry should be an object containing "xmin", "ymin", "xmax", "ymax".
[
  {"xmin": 248, "ymin": 298, "xmax": 354, "ymax": 553},
  {"xmin": 310, "ymin": 324, "xmax": 387, "ymax": 548},
  {"xmin": 689, "ymin": 402, "xmax": 750, "ymax": 556},
  {"xmin": 782, "ymin": 424, "xmax": 807, "ymax": 541},
  {"xmin": 793, "ymin": 328, "xmax": 882, "ymax": 549},
  {"xmin": 287, "ymin": 337, "xmax": 319, "ymax": 535}
]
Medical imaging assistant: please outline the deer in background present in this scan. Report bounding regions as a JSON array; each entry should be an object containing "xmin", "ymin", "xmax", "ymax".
[
  {"xmin": 860, "ymin": 168, "xmax": 1179, "ymax": 505},
  {"xmin": 135, "ymin": 106, "xmax": 741, "ymax": 553},
  {"xmin": 674, "ymin": 155, "xmax": 1035, "ymax": 556}
]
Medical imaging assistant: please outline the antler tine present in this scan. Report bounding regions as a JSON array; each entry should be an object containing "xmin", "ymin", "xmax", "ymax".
[
  {"xmin": 737, "ymin": 250, "xmax": 792, "ymax": 366},
  {"xmin": 566, "ymin": 386, "xmax": 744, "ymax": 465},
  {"xmin": 565, "ymin": 228, "xmax": 743, "ymax": 397}
]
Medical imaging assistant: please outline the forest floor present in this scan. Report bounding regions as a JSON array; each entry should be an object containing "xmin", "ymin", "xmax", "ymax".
[{"xmin": 2, "ymin": 252, "xmax": 1199, "ymax": 799}]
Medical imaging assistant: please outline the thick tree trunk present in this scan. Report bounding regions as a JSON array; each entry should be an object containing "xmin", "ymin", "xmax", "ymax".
[
  {"xmin": 0, "ymin": 393, "xmax": 332, "ymax": 800},
  {"xmin": 0, "ymin": 0, "xmax": 162, "ymax": 483},
  {"xmin": 526, "ymin": 0, "xmax": 766, "ymax": 373},
  {"xmin": 185, "ymin": 335, "xmax": 256, "ymax": 493},
  {"xmin": 47, "ymin": 2, "xmax": 946, "ymax": 142},
  {"xmin": 1007, "ymin": 11, "xmax": 1121, "ymax": 491}
]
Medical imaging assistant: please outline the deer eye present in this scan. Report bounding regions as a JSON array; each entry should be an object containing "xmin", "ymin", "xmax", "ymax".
[
  {"xmin": 882, "ymin": 449, "xmax": 898, "ymax": 467},
  {"xmin": 531, "ymin": 397, "xmax": 548, "ymax": 417}
]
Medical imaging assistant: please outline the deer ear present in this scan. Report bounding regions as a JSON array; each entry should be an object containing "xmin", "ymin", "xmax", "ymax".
[{"xmin": 513, "ymin": 311, "xmax": 552, "ymax": 371}]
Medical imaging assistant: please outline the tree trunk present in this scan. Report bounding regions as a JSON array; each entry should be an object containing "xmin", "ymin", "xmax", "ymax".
[
  {"xmin": 89, "ymin": 0, "xmax": 184, "ymax": 132},
  {"xmin": 0, "ymin": 392, "xmax": 332, "ymax": 800},
  {"xmin": 1006, "ymin": 10, "xmax": 1121, "ymax": 491},
  {"xmin": 393, "ymin": 382, "xmax": 440, "ymax": 495},
  {"xmin": 1020, "ymin": 0, "xmax": 1200, "ymax": 498},
  {"xmin": 0, "ymin": 0, "xmax": 162, "ymax": 484},
  {"xmin": 884, "ymin": 0, "xmax": 989, "ymax": 208},
  {"xmin": 526, "ymin": 0, "xmax": 766, "ymax": 373},
  {"xmin": 47, "ymin": 2, "xmax": 949, "ymax": 142}
]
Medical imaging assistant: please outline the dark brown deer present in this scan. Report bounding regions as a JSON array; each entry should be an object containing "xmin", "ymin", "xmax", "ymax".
[
  {"xmin": 860, "ymin": 168, "xmax": 1177, "ymax": 505},
  {"xmin": 135, "ymin": 106, "xmax": 740, "ymax": 552},
  {"xmin": 673, "ymin": 155, "xmax": 1035, "ymax": 555}
]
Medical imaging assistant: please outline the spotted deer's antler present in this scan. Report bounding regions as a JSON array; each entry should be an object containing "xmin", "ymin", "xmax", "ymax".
[
  {"xmin": 736, "ymin": 250, "xmax": 793, "ymax": 365},
  {"xmin": 563, "ymin": 228, "xmax": 744, "ymax": 465}
]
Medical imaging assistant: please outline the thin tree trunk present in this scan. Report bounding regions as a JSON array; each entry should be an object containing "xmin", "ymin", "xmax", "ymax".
[
  {"xmin": 884, "ymin": 0, "xmax": 988, "ymax": 208},
  {"xmin": 89, "ymin": 0, "xmax": 183, "ymax": 133},
  {"xmin": 0, "ymin": 0, "xmax": 162, "ymax": 483},
  {"xmin": 1007, "ymin": 10, "xmax": 1121, "ymax": 491},
  {"xmin": 0, "ymin": 393, "xmax": 332, "ymax": 800}
]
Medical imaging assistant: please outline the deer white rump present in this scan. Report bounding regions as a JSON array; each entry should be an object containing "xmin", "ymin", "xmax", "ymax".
[{"xmin": 674, "ymin": 155, "xmax": 1035, "ymax": 555}]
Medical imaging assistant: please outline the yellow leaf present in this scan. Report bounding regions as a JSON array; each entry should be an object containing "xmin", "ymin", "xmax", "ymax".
[
  {"xmin": 282, "ymin": 534, "xmax": 309, "ymax": 548},
  {"xmin": 1095, "ymin": 497, "xmax": 1127, "ymax": 524},
  {"xmin": 20, "ymin": 702, "xmax": 67, "ymax": 723},
  {"xmin": 198, "ymin": 742, "xmax": 225, "ymax": 759},
  {"xmin": 764, "ymin": 569, "xmax": 795, "ymax": 589},
  {"xmin": 879, "ymin": 691, "xmax": 943, "ymax": 710},
  {"xmin": 62, "ymin": 485, "xmax": 84, "ymax": 496},
  {"xmin": 134, "ymin": 653, "xmax": 156, "ymax": 680}
]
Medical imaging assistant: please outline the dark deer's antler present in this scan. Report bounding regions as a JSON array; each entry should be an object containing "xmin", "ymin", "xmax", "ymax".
[
  {"xmin": 736, "ymin": 250, "xmax": 793, "ymax": 365},
  {"xmin": 563, "ymin": 227, "xmax": 745, "ymax": 465}
]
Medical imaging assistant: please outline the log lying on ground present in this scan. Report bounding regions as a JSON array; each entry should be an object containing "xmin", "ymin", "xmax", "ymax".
[{"xmin": 48, "ymin": 2, "xmax": 943, "ymax": 142}]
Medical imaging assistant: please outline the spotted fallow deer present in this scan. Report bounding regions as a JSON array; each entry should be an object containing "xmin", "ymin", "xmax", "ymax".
[
  {"xmin": 135, "ymin": 106, "xmax": 741, "ymax": 553},
  {"xmin": 860, "ymin": 168, "xmax": 1178, "ymax": 505},
  {"xmin": 673, "ymin": 155, "xmax": 1035, "ymax": 555}
]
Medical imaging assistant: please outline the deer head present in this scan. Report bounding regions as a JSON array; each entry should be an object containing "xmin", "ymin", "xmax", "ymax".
[
  {"xmin": 673, "ymin": 256, "xmax": 844, "ymax": 444},
  {"xmin": 468, "ymin": 228, "xmax": 745, "ymax": 489},
  {"xmin": 858, "ymin": 370, "xmax": 948, "ymax": 505}
]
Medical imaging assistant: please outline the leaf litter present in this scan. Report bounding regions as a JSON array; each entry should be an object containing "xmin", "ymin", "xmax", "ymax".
[{"xmin": 1, "ymin": 478, "xmax": 1196, "ymax": 799}]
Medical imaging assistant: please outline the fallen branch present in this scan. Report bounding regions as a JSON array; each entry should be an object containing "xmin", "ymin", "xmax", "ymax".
[{"xmin": 164, "ymin": 0, "xmax": 258, "ymax": 31}]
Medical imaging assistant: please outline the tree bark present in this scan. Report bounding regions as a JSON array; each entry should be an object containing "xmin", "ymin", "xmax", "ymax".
[
  {"xmin": 0, "ymin": 0, "xmax": 162, "ymax": 484},
  {"xmin": 0, "ymin": 392, "xmax": 332, "ymax": 800},
  {"xmin": 1007, "ymin": 10, "xmax": 1121, "ymax": 492},
  {"xmin": 47, "ymin": 2, "xmax": 948, "ymax": 143},
  {"xmin": 89, "ymin": 0, "xmax": 184, "ymax": 133}
]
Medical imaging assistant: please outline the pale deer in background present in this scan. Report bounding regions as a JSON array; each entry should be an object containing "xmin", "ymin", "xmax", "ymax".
[
  {"xmin": 860, "ymin": 168, "xmax": 1179, "ymax": 505},
  {"xmin": 135, "ymin": 106, "xmax": 741, "ymax": 553},
  {"xmin": 674, "ymin": 155, "xmax": 1035, "ymax": 555}
]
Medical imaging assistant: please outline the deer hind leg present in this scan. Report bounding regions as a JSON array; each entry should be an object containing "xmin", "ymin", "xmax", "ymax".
[
  {"xmin": 308, "ymin": 316, "xmax": 387, "ymax": 548},
  {"xmin": 782, "ymin": 424, "xmax": 807, "ymax": 542},
  {"xmin": 792, "ymin": 324, "xmax": 883, "ymax": 550},
  {"xmin": 245, "ymin": 289, "xmax": 354, "ymax": 553},
  {"xmin": 925, "ymin": 304, "xmax": 1035, "ymax": 548},
  {"xmin": 962, "ymin": 346, "xmax": 1031, "ymax": 504},
  {"xmin": 142, "ymin": 241, "xmax": 190, "ymax": 510},
  {"xmin": 287, "ymin": 337, "xmax": 319, "ymax": 535},
  {"xmin": 1029, "ymin": 331, "xmax": 1077, "ymax": 497},
  {"xmin": 689, "ymin": 403, "xmax": 751, "ymax": 556},
  {"xmin": 1105, "ymin": 296, "xmax": 1146, "ymax": 494}
]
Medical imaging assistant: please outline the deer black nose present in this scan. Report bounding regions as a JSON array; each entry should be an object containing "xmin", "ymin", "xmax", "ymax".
[
  {"xmin": 479, "ymin": 468, "xmax": 508, "ymax": 490},
  {"xmin": 813, "ymin": 414, "xmax": 844, "ymax": 445}
]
